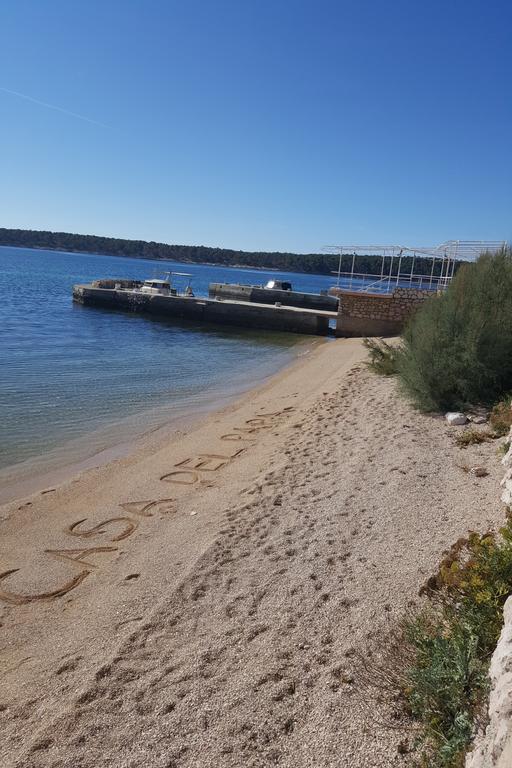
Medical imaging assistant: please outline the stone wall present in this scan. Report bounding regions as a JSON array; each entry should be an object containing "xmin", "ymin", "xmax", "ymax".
[
  {"xmin": 465, "ymin": 435, "xmax": 512, "ymax": 767},
  {"xmin": 91, "ymin": 278, "xmax": 141, "ymax": 289},
  {"xmin": 465, "ymin": 596, "xmax": 512, "ymax": 768},
  {"xmin": 329, "ymin": 287, "xmax": 433, "ymax": 337},
  {"xmin": 73, "ymin": 284, "xmax": 331, "ymax": 335},
  {"xmin": 500, "ymin": 436, "xmax": 512, "ymax": 507}
]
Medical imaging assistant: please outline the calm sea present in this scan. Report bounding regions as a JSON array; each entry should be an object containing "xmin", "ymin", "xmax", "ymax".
[{"xmin": 0, "ymin": 246, "xmax": 336, "ymax": 488}]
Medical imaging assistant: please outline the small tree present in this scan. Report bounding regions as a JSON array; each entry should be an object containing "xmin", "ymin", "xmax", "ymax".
[{"xmin": 397, "ymin": 247, "xmax": 512, "ymax": 411}]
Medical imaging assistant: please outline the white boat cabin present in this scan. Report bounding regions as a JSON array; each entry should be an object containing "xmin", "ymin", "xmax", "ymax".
[
  {"xmin": 264, "ymin": 279, "xmax": 292, "ymax": 291},
  {"xmin": 139, "ymin": 273, "xmax": 194, "ymax": 297},
  {"xmin": 140, "ymin": 279, "xmax": 172, "ymax": 295}
]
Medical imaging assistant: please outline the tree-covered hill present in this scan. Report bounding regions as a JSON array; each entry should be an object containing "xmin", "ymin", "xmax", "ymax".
[{"xmin": 0, "ymin": 227, "xmax": 439, "ymax": 277}]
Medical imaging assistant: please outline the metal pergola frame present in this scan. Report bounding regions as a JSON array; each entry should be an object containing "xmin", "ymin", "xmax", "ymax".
[{"xmin": 323, "ymin": 240, "xmax": 507, "ymax": 293}]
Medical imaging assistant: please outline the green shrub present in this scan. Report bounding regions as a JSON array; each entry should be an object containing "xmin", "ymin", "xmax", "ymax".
[
  {"xmin": 397, "ymin": 248, "xmax": 512, "ymax": 411},
  {"xmin": 455, "ymin": 428, "xmax": 493, "ymax": 447},
  {"xmin": 363, "ymin": 337, "xmax": 399, "ymax": 376},
  {"xmin": 405, "ymin": 612, "xmax": 487, "ymax": 768},
  {"xmin": 489, "ymin": 396, "xmax": 512, "ymax": 437},
  {"xmin": 402, "ymin": 520, "xmax": 512, "ymax": 766}
]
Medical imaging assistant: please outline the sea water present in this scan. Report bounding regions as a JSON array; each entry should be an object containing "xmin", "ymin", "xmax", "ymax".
[{"xmin": 0, "ymin": 246, "xmax": 336, "ymax": 487}]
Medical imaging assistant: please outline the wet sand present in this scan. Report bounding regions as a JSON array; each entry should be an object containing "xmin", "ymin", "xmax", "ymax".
[
  {"xmin": 0, "ymin": 338, "xmax": 505, "ymax": 767},
  {"xmin": 0, "ymin": 338, "xmax": 317, "ymax": 506}
]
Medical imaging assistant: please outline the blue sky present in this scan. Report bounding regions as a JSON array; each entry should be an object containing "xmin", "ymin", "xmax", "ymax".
[{"xmin": 0, "ymin": 0, "xmax": 510, "ymax": 253}]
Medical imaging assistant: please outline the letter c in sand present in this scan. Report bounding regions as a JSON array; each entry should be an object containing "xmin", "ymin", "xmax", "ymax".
[{"xmin": 0, "ymin": 568, "xmax": 90, "ymax": 606}]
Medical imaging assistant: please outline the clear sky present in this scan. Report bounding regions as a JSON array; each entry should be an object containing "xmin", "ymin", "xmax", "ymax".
[{"xmin": 0, "ymin": 0, "xmax": 510, "ymax": 253}]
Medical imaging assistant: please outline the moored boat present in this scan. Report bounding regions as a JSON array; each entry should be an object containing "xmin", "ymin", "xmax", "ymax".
[{"xmin": 73, "ymin": 275, "xmax": 336, "ymax": 336}]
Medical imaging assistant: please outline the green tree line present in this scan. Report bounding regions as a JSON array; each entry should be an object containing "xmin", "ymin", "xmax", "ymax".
[{"xmin": 0, "ymin": 227, "xmax": 445, "ymax": 276}]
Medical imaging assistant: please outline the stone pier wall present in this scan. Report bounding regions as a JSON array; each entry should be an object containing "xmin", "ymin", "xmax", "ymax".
[
  {"xmin": 329, "ymin": 287, "xmax": 433, "ymax": 337},
  {"xmin": 73, "ymin": 284, "xmax": 331, "ymax": 335}
]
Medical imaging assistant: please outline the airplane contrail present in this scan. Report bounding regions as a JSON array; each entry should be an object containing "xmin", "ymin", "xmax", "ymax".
[{"xmin": 0, "ymin": 86, "xmax": 110, "ymax": 128}]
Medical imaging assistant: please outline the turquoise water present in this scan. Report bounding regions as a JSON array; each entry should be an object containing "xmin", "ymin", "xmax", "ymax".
[{"xmin": 0, "ymin": 246, "xmax": 335, "ymax": 481}]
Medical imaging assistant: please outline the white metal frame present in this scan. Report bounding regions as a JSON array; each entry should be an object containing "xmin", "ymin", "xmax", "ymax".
[{"xmin": 323, "ymin": 240, "xmax": 507, "ymax": 294}]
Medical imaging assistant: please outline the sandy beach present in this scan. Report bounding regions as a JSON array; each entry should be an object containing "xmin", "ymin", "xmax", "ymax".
[{"xmin": 0, "ymin": 338, "xmax": 506, "ymax": 768}]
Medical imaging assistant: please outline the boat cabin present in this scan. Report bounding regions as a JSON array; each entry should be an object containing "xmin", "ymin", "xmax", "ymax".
[
  {"xmin": 139, "ymin": 272, "xmax": 195, "ymax": 297},
  {"xmin": 140, "ymin": 279, "xmax": 173, "ymax": 295},
  {"xmin": 264, "ymin": 279, "xmax": 292, "ymax": 291}
]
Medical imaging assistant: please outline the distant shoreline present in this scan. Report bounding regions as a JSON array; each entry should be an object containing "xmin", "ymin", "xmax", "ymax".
[
  {"xmin": 0, "ymin": 243, "xmax": 286, "ymax": 275},
  {"xmin": 0, "ymin": 227, "xmax": 439, "ymax": 277},
  {"xmin": 0, "ymin": 228, "xmax": 340, "ymax": 276}
]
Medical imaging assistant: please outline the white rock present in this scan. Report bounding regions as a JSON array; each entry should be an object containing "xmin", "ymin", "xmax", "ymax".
[
  {"xmin": 445, "ymin": 412, "xmax": 468, "ymax": 426},
  {"xmin": 500, "ymin": 467, "xmax": 512, "ymax": 484},
  {"xmin": 501, "ymin": 488, "xmax": 512, "ymax": 506},
  {"xmin": 502, "ymin": 443, "xmax": 512, "ymax": 467},
  {"xmin": 470, "ymin": 415, "xmax": 488, "ymax": 425},
  {"xmin": 500, "ymin": 474, "xmax": 512, "ymax": 505}
]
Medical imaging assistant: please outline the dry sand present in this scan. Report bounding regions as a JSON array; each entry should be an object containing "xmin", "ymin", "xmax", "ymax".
[{"xmin": 0, "ymin": 338, "xmax": 506, "ymax": 767}]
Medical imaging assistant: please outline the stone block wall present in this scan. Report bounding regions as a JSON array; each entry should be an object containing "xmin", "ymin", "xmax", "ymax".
[
  {"xmin": 329, "ymin": 286, "xmax": 433, "ymax": 337},
  {"xmin": 465, "ymin": 436, "xmax": 512, "ymax": 767}
]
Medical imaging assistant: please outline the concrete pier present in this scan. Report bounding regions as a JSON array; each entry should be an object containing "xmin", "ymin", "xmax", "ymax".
[
  {"xmin": 73, "ymin": 282, "xmax": 336, "ymax": 336},
  {"xmin": 209, "ymin": 282, "xmax": 339, "ymax": 312}
]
